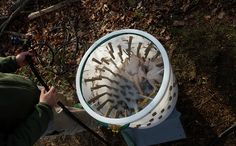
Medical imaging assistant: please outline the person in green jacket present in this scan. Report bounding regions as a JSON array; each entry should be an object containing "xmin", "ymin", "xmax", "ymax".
[{"xmin": 0, "ymin": 51, "xmax": 58, "ymax": 146}]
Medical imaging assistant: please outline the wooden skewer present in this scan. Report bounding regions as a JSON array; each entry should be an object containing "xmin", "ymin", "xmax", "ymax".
[
  {"xmin": 127, "ymin": 36, "xmax": 133, "ymax": 60},
  {"xmin": 137, "ymin": 42, "xmax": 142, "ymax": 58},
  {"xmin": 115, "ymin": 73, "xmax": 128, "ymax": 82},
  {"xmin": 106, "ymin": 43, "xmax": 115, "ymax": 59},
  {"xmin": 84, "ymin": 76, "xmax": 102, "ymax": 82},
  {"xmin": 108, "ymin": 50, "xmax": 115, "ymax": 59},
  {"xmin": 109, "ymin": 59, "xmax": 120, "ymax": 70},
  {"xmin": 101, "ymin": 57, "xmax": 110, "ymax": 65},
  {"xmin": 88, "ymin": 92, "xmax": 112, "ymax": 104},
  {"xmin": 103, "ymin": 66, "xmax": 117, "ymax": 76},
  {"xmin": 112, "ymin": 94, "xmax": 119, "ymax": 99},
  {"xmin": 115, "ymin": 110, "xmax": 121, "ymax": 118},
  {"xmin": 97, "ymin": 99, "xmax": 114, "ymax": 110},
  {"xmin": 91, "ymin": 84, "xmax": 119, "ymax": 91},
  {"xmin": 129, "ymin": 108, "xmax": 135, "ymax": 115},
  {"xmin": 91, "ymin": 85, "xmax": 107, "ymax": 90},
  {"xmin": 92, "ymin": 58, "xmax": 102, "ymax": 65},
  {"xmin": 95, "ymin": 67, "xmax": 105, "ymax": 73},
  {"xmin": 133, "ymin": 76, "xmax": 144, "ymax": 95},
  {"xmin": 121, "ymin": 111, "xmax": 126, "ymax": 117},
  {"xmin": 100, "ymin": 76, "xmax": 119, "ymax": 84},
  {"xmin": 105, "ymin": 106, "xmax": 114, "ymax": 117},
  {"xmin": 117, "ymin": 45, "xmax": 123, "ymax": 63},
  {"xmin": 137, "ymin": 98, "xmax": 150, "ymax": 108},
  {"xmin": 124, "ymin": 109, "xmax": 128, "ymax": 117},
  {"xmin": 120, "ymin": 90, "xmax": 127, "ymax": 96},
  {"xmin": 152, "ymin": 50, "xmax": 160, "ymax": 60},
  {"xmin": 144, "ymin": 43, "xmax": 153, "ymax": 59},
  {"xmin": 139, "ymin": 94, "xmax": 154, "ymax": 100},
  {"xmin": 108, "ymin": 42, "xmax": 114, "ymax": 53}
]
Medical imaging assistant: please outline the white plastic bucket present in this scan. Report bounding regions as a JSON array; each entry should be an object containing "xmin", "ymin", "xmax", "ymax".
[{"xmin": 76, "ymin": 29, "xmax": 178, "ymax": 129}]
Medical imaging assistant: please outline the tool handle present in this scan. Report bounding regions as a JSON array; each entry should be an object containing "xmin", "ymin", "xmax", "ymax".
[
  {"xmin": 25, "ymin": 55, "xmax": 50, "ymax": 91},
  {"xmin": 25, "ymin": 55, "xmax": 110, "ymax": 146}
]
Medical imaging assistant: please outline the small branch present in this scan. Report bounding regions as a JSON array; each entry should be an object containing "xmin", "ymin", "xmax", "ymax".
[
  {"xmin": 197, "ymin": 94, "xmax": 215, "ymax": 109},
  {"xmin": 0, "ymin": 0, "xmax": 31, "ymax": 37},
  {"xmin": 28, "ymin": 0, "xmax": 80, "ymax": 20}
]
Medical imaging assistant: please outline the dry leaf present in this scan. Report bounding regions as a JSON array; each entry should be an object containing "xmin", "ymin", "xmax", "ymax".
[
  {"xmin": 204, "ymin": 15, "xmax": 211, "ymax": 21},
  {"xmin": 218, "ymin": 11, "xmax": 225, "ymax": 19},
  {"xmin": 173, "ymin": 20, "xmax": 185, "ymax": 26}
]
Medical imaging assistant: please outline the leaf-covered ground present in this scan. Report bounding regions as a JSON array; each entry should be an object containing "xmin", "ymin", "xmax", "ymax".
[{"xmin": 0, "ymin": 0, "xmax": 236, "ymax": 146}]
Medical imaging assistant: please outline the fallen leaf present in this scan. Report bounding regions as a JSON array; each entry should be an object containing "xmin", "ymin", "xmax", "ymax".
[
  {"xmin": 204, "ymin": 15, "xmax": 211, "ymax": 21},
  {"xmin": 173, "ymin": 20, "xmax": 185, "ymax": 26},
  {"xmin": 146, "ymin": 17, "xmax": 153, "ymax": 25},
  {"xmin": 218, "ymin": 11, "xmax": 225, "ymax": 19},
  {"xmin": 160, "ymin": 27, "xmax": 166, "ymax": 35},
  {"xmin": 181, "ymin": 2, "xmax": 190, "ymax": 12}
]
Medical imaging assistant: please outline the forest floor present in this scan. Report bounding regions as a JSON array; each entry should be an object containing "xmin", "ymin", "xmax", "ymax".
[{"xmin": 0, "ymin": 0, "xmax": 236, "ymax": 146}]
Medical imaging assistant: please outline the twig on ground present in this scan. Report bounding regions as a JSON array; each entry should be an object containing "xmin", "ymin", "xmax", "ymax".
[
  {"xmin": 0, "ymin": 0, "xmax": 31, "ymax": 38},
  {"xmin": 197, "ymin": 95, "xmax": 215, "ymax": 109},
  {"xmin": 28, "ymin": 0, "xmax": 80, "ymax": 20}
]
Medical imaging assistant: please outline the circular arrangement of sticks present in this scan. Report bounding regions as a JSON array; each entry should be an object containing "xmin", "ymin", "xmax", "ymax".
[{"xmin": 76, "ymin": 29, "xmax": 178, "ymax": 129}]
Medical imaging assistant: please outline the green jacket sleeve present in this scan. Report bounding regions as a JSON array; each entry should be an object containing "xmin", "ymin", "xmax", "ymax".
[
  {"xmin": 0, "ymin": 56, "xmax": 19, "ymax": 73},
  {"xmin": 6, "ymin": 103, "xmax": 53, "ymax": 146}
]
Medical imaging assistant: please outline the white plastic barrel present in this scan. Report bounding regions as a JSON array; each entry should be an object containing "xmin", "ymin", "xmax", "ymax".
[{"xmin": 76, "ymin": 29, "xmax": 178, "ymax": 129}]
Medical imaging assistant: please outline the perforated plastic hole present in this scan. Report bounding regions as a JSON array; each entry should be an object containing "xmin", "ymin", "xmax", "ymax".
[
  {"xmin": 173, "ymin": 81, "xmax": 177, "ymax": 87},
  {"xmin": 161, "ymin": 109, "xmax": 165, "ymax": 113},
  {"xmin": 173, "ymin": 92, "xmax": 176, "ymax": 97},
  {"xmin": 167, "ymin": 105, "xmax": 171, "ymax": 109},
  {"xmin": 149, "ymin": 118, "xmax": 154, "ymax": 122},
  {"xmin": 152, "ymin": 112, "xmax": 157, "ymax": 116}
]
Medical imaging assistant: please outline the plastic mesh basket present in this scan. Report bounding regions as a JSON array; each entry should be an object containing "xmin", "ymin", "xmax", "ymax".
[{"xmin": 76, "ymin": 29, "xmax": 178, "ymax": 129}]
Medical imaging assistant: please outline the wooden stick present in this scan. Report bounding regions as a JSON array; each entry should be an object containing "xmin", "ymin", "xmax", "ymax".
[
  {"xmin": 28, "ymin": 0, "xmax": 80, "ymax": 20},
  {"xmin": 100, "ymin": 76, "xmax": 119, "ymax": 84},
  {"xmin": 127, "ymin": 36, "xmax": 133, "ymax": 60},
  {"xmin": 97, "ymin": 99, "xmax": 114, "ymax": 110},
  {"xmin": 105, "ymin": 106, "xmax": 113, "ymax": 117},
  {"xmin": 88, "ymin": 92, "xmax": 112, "ymax": 104},
  {"xmin": 137, "ymin": 42, "xmax": 142, "ymax": 58},
  {"xmin": 92, "ymin": 58, "xmax": 102, "ymax": 65},
  {"xmin": 84, "ymin": 76, "xmax": 102, "ymax": 82},
  {"xmin": 117, "ymin": 45, "xmax": 123, "ymax": 63},
  {"xmin": 144, "ymin": 43, "xmax": 153, "ymax": 59}
]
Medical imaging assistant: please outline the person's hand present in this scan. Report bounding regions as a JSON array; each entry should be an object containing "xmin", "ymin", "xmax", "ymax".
[
  {"xmin": 16, "ymin": 51, "xmax": 32, "ymax": 67},
  {"xmin": 40, "ymin": 86, "xmax": 58, "ymax": 108}
]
